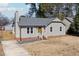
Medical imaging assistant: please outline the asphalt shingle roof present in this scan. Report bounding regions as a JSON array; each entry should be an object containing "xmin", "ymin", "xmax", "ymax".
[
  {"xmin": 18, "ymin": 16, "xmax": 63, "ymax": 27},
  {"xmin": 65, "ymin": 17, "xmax": 74, "ymax": 23}
]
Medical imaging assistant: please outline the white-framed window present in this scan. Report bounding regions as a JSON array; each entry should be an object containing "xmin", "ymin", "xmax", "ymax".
[
  {"xmin": 50, "ymin": 27, "xmax": 52, "ymax": 32},
  {"xmin": 60, "ymin": 27, "xmax": 62, "ymax": 31},
  {"xmin": 31, "ymin": 27, "xmax": 33, "ymax": 33},
  {"xmin": 27, "ymin": 27, "xmax": 29, "ymax": 34},
  {"xmin": 27, "ymin": 27, "xmax": 33, "ymax": 34}
]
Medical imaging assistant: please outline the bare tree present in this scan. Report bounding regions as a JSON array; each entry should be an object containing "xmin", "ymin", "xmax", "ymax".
[{"xmin": 0, "ymin": 13, "xmax": 9, "ymax": 26}]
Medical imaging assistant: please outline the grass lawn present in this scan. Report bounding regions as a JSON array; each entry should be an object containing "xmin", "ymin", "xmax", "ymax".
[
  {"xmin": 21, "ymin": 35, "xmax": 79, "ymax": 56},
  {"xmin": 0, "ymin": 42, "xmax": 4, "ymax": 56}
]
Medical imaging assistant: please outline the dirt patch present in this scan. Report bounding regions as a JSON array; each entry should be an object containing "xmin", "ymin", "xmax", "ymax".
[{"xmin": 21, "ymin": 35, "xmax": 79, "ymax": 56}]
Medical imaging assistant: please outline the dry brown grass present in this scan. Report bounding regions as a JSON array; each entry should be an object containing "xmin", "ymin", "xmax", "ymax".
[
  {"xmin": 0, "ymin": 31, "xmax": 14, "ymax": 56},
  {"xmin": 0, "ymin": 44, "xmax": 4, "ymax": 56},
  {"xmin": 21, "ymin": 35, "xmax": 79, "ymax": 56},
  {"xmin": 0, "ymin": 31, "xmax": 15, "ymax": 41}
]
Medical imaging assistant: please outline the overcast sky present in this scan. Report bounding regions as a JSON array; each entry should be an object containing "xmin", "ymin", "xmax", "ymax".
[{"xmin": 0, "ymin": 3, "xmax": 30, "ymax": 20}]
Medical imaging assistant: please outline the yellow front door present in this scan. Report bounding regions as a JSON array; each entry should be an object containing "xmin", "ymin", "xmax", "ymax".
[{"xmin": 38, "ymin": 27, "xmax": 42, "ymax": 34}]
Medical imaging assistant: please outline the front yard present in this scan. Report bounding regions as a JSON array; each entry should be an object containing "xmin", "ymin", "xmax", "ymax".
[
  {"xmin": 0, "ymin": 35, "xmax": 79, "ymax": 56},
  {"xmin": 21, "ymin": 35, "xmax": 79, "ymax": 56}
]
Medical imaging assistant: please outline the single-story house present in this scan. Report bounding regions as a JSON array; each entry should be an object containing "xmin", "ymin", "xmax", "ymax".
[{"xmin": 13, "ymin": 11, "xmax": 66, "ymax": 41}]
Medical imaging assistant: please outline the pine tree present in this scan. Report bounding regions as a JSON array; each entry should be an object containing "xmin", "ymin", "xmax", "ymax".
[
  {"xmin": 74, "ymin": 14, "xmax": 79, "ymax": 32},
  {"xmin": 67, "ymin": 4, "xmax": 79, "ymax": 34}
]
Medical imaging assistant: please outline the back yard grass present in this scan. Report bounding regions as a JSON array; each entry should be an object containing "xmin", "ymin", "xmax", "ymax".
[{"xmin": 21, "ymin": 35, "xmax": 79, "ymax": 56}]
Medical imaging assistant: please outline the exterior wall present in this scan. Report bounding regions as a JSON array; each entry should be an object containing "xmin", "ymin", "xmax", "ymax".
[
  {"xmin": 44, "ymin": 23, "xmax": 65, "ymax": 37},
  {"xmin": 20, "ymin": 27, "xmax": 45, "ymax": 38},
  {"xmin": 21, "ymin": 27, "xmax": 38, "ymax": 38},
  {"xmin": 62, "ymin": 19, "xmax": 71, "ymax": 33}
]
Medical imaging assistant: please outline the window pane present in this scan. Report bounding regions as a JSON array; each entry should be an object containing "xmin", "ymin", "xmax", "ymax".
[
  {"xmin": 60, "ymin": 27, "xmax": 62, "ymax": 31},
  {"xmin": 31, "ymin": 27, "xmax": 33, "ymax": 33},
  {"xmin": 27, "ymin": 27, "xmax": 29, "ymax": 33}
]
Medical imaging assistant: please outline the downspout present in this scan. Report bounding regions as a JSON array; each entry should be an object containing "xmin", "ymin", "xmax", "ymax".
[{"xmin": 20, "ymin": 27, "xmax": 22, "ymax": 41}]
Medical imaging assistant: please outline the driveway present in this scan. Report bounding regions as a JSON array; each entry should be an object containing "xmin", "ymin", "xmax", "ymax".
[{"xmin": 1, "ymin": 40, "xmax": 30, "ymax": 56}]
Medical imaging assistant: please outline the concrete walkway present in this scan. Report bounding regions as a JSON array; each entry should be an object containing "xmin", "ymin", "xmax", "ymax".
[{"xmin": 1, "ymin": 40, "xmax": 29, "ymax": 56}]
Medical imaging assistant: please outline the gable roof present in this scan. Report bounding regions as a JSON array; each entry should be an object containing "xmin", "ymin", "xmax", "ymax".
[{"xmin": 18, "ymin": 16, "xmax": 65, "ymax": 27}]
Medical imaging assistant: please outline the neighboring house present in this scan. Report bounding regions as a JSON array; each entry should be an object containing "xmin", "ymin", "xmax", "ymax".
[
  {"xmin": 4, "ymin": 24, "xmax": 13, "ymax": 32},
  {"xmin": 62, "ymin": 17, "xmax": 73, "ymax": 33},
  {"xmin": 13, "ymin": 11, "xmax": 66, "ymax": 41},
  {"xmin": 0, "ymin": 26, "xmax": 4, "ymax": 31}
]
